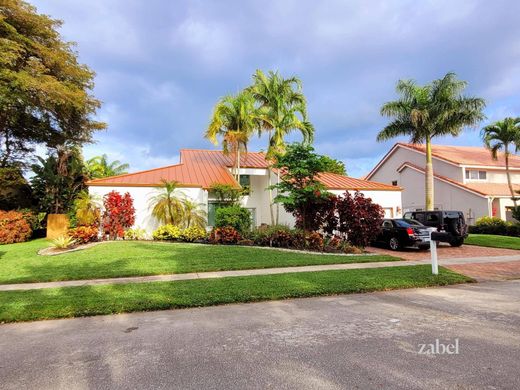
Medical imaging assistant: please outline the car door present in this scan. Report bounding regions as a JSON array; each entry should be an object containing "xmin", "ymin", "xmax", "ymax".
[{"xmin": 381, "ymin": 220, "xmax": 394, "ymax": 243}]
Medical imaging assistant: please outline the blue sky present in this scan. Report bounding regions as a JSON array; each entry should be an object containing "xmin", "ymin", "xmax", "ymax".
[{"xmin": 32, "ymin": 0, "xmax": 520, "ymax": 177}]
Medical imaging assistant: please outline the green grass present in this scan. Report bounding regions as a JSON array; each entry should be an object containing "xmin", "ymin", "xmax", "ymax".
[
  {"xmin": 0, "ymin": 265, "xmax": 472, "ymax": 323},
  {"xmin": 465, "ymin": 234, "xmax": 520, "ymax": 250},
  {"xmin": 0, "ymin": 239, "xmax": 399, "ymax": 284}
]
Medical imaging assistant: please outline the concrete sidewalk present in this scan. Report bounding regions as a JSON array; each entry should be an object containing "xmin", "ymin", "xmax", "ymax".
[{"xmin": 2, "ymin": 253, "xmax": 520, "ymax": 292}]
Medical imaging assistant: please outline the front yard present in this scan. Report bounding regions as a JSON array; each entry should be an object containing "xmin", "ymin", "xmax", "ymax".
[
  {"xmin": 0, "ymin": 265, "xmax": 472, "ymax": 323},
  {"xmin": 0, "ymin": 239, "xmax": 398, "ymax": 284},
  {"xmin": 465, "ymin": 234, "xmax": 520, "ymax": 250}
]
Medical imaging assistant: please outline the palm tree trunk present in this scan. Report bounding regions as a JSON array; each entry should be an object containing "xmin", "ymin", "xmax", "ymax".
[
  {"xmin": 425, "ymin": 137, "xmax": 434, "ymax": 211},
  {"xmin": 267, "ymin": 129, "xmax": 275, "ymax": 225},
  {"xmin": 236, "ymin": 148, "xmax": 241, "ymax": 184},
  {"xmin": 505, "ymin": 146, "xmax": 517, "ymax": 208},
  {"xmin": 275, "ymin": 170, "xmax": 280, "ymax": 225}
]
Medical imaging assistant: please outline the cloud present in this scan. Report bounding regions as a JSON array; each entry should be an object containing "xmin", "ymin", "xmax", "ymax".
[{"xmin": 30, "ymin": 0, "xmax": 520, "ymax": 177}]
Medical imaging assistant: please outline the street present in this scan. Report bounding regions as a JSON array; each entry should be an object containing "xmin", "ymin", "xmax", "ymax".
[{"xmin": 1, "ymin": 280, "xmax": 519, "ymax": 389}]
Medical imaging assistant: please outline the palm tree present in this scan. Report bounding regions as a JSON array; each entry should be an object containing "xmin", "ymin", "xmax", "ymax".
[
  {"xmin": 149, "ymin": 180, "xmax": 185, "ymax": 225},
  {"xmin": 248, "ymin": 69, "xmax": 314, "ymax": 224},
  {"xmin": 481, "ymin": 117, "xmax": 520, "ymax": 207},
  {"xmin": 74, "ymin": 191, "xmax": 101, "ymax": 226},
  {"xmin": 181, "ymin": 198, "xmax": 207, "ymax": 229},
  {"xmin": 206, "ymin": 91, "xmax": 259, "ymax": 183},
  {"xmin": 86, "ymin": 154, "xmax": 129, "ymax": 178},
  {"xmin": 377, "ymin": 72, "xmax": 485, "ymax": 210}
]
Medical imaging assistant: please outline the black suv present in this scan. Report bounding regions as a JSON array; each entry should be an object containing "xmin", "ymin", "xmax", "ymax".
[{"xmin": 403, "ymin": 211, "xmax": 468, "ymax": 247}]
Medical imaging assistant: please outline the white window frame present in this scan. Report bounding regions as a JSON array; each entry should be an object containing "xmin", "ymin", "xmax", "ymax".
[{"xmin": 465, "ymin": 169, "xmax": 487, "ymax": 181}]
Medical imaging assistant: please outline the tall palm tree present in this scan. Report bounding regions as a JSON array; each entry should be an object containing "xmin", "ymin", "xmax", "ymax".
[
  {"xmin": 377, "ymin": 72, "xmax": 485, "ymax": 210},
  {"xmin": 181, "ymin": 198, "xmax": 207, "ymax": 229},
  {"xmin": 248, "ymin": 69, "xmax": 315, "ymax": 224},
  {"xmin": 86, "ymin": 154, "xmax": 129, "ymax": 178},
  {"xmin": 206, "ymin": 91, "xmax": 259, "ymax": 183},
  {"xmin": 149, "ymin": 180, "xmax": 185, "ymax": 225},
  {"xmin": 481, "ymin": 117, "xmax": 520, "ymax": 207}
]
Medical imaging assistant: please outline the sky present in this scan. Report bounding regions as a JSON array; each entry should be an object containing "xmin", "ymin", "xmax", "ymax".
[{"xmin": 31, "ymin": 0, "xmax": 520, "ymax": 177}]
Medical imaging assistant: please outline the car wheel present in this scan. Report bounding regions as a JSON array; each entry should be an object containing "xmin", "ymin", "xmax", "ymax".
[
  {"xmin": 450, "ymin": 237, "xmax": 464, "ymax": 247},
  {"xmin": 389, "ymin": 237, "xmax": 401, "ymax": 251}
]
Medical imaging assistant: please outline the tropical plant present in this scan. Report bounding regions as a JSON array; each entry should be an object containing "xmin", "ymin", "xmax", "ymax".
[
  {"xmin": 31, "ymin": 149, "xmax": 88, "ymax": 214},
  {"xmin": 481, "ymin": 117, "xmax": 520, "ymax": 207},
  {"xmin": 124, "ymin": 227, "xmax": 147, "ymax": 240},
  {"xmin": 208, "ymin": 183, "xmax": 245, "ymax": 206},
  {"xmin": 206, "ymin": 91, "xmax": 260, "ymax": 182},
  {"xmin": 209, "ymin": 226, "xmax": 241, "ymax": 244},
  {"xmin": 179, "ymin": 226, "xmax": 207, "ymax": 242},
  {"xmin": 68, "ymin": 225, "xmax": 99, "ymax": 244},
  {"xmin": 86, "ymin": 154, "xmax": 130, "ymax": 178},
  {"xmin": 0, "ymin": 210, "xmax": 32, "ymax": 244},
  {"xmin": 149, "ymin": 180, "xmax": 185, "ymax": 225},
  {"xmin": 51, "ymin": 235, "xmax": 76, "ymax": 249},
  {"xmin": 102, "ymin": 191, "xmax": 135, "ymax": 240},
  {"xmin": 377, "ymin": 72, "xmax": 485, "ymax": 210},
  {"xmin": 152, "ymin": 224, "xmax": 182, "ymax": 241},
  {"xmin": 215, "ymin": 205, "xmax": 251, "ymax": 233},
  {"xmin": 0, "ymin": 1, "xmax": 105, "ymax": 168},
  {"xmin": 181, "ymin": 198, "xmax": 207, "ymax": 229},
  {"xmin": 248, "ymin": 69, "xmax": 315, "ymax": 224},
  {"xmin": 73, "ymin": 191, "xmax": 101, "ymax": 226}
]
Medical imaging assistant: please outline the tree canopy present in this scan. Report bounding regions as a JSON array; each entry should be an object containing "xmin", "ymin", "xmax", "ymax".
[{"xmin": 0, "ymin": 0, "xmax": 105, "ymax": 168}]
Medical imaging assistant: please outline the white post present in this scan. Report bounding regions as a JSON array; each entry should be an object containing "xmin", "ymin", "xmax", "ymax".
[{"xmin": 430, "ymin": 231, "xmax": 438, "ymax": 275}]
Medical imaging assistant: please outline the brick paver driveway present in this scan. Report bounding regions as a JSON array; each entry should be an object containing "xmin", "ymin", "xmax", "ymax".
[
  {"xmin": 446, "ymin": 261, "xmax": 520, "ymax": 281},
  {"xmin": 367, "ymin": 243, "xmax": 519, "ymax": 261}
]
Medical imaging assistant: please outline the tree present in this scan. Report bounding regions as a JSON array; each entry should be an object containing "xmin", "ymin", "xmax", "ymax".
[
  {"xmin": 73, "ymin": 191, "xmax": 101, "ymax": 226},
  {"xmin": 86, "ymin": 154, "xmax": 130, "ymax": 178},
  {"xmin": 149, "ymin": 180, "xmax": 185, "ymax": 225},
  {"xmin": 206, "ymin": 91, "xmax": 259, "ymax": 183},
  {"xmin": 0, "ymin": 166, "xmax": 33, "ymax": 209},
  {"xmin": 320, "ymin": 155, "xmax": 347, "ymax": 175},
  {"xmin": 272, "ymin": 143, "xmax": 331, "ymax": 231},
  {"xmin": 181, "ymin": 198, "xmax": 207, "ymax": 229},
  {"xmin": 377, "ymin": 72, "xmax": 485, "ymax": 210},
  {"xmin": 30, "ymin": 149, "xmax": 87, "ymax": 214},
  {"xmin": 248, "ymin": 69, "xmax": 315, "ymax": 224},
  {"xmin": 0, "ymin": 1, "xmax": 105, "ymax": 167},
  {"xmin": 481, "ymin": 117, "xmax": 520, "ymax": 207}
]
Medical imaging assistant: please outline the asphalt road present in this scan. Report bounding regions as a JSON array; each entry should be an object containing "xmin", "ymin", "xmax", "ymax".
[{"xmin": 1, "ymin": 281, "xmax": 519, "ymax": 390}]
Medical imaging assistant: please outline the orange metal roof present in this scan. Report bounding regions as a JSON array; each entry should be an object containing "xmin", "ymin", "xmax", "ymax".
[
  {"xmin": 87, "ymin": 149, "xmax": 400, "ymax": 191},
  {"xmin": 399, "ymin": 143, "xmax": 520, "ymax": 168}
]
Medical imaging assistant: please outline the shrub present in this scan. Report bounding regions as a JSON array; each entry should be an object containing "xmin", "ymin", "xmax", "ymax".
[
  {"xmin": 237, "ymin": 239, "xmax": 254, "ymax": 246},
  {"xmin": 215, "ymin": 205, "xmax": 251, "ymax": 233},
  {"xmin": 249, "ymin": 224, "xmax": 293, "ymax": 247},
  {"xmin": 153, "ymin": 225, "xmax": 182, "ymax": 241},
  {"xmin": 469, "ymin": 216, "xmax": 520, "ymax": 237},
  {"xmin": 68, "ymin": 226, "xmax": 99, "ymax": 244},
  {"xmin": 102, "ymin": 191, "xmax": 136, "ymax": 239},
  {"xmin": 124, "ymin": 228, "xmax": 147, "ymax": 240},
  {"xmin": 209, "ymin": 226, "xmax": 241, "ymax": 244},
  {"xmin": 179, "ymin": 226, "xmax": 207, "ymax": 242},
  {"xmin": 51, "ymin": 235, "xmax": 76, "ymax": 249},
  {"xmin": 512, "ymin": 206, "xmax": 520, "ymax": 222},
  {"xmin": 0, "ymin": 210, "xmax": 32, "ymax": 244},
  {"xmin": 305, "ymin": 231, "xmax": 324, "ymax": 251}
]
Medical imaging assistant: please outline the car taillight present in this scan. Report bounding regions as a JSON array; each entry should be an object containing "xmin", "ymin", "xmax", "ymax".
[{"xmin": 406, "ymin": 227, "xmax": 414, "ymax": 236}]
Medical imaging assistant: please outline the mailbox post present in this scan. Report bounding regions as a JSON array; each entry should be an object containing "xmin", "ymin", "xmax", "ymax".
[{"xmin": 429, "ymin": 231, "xmax": 452, "ymax": 275}]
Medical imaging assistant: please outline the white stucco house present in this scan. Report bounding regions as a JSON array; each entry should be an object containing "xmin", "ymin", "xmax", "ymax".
[
  {"xmin": 87, "ymin": 149, "xmax": 403, "ymax": 233},
  {"xmin": 366, "ymin": 143, "xmax": 520, "ymax": 224}
]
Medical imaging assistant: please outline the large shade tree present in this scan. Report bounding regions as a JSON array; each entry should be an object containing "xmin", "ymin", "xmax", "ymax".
[
  {"xmin": 248, "ymin": 70, "xmax": 315, "ymax": 224},
  {"xmin": 377, "ymin": 72, "xmax": 485, "ymax": 210},
  {"xmin": 205, "ymin": 91, "xmax": 259, "ymax": 183},
  {"xmin": 0, "ymin": 0, "xmax": 105, "ymax": 168},
  {"xmin": 481, "ymin": 117, "xmax": 520, "ymax": 207}
]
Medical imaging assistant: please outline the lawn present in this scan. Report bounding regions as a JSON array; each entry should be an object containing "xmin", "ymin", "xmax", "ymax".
[
  {"xmin": 0, "ymin": 239, "xmax": 399, "ymax": 284},
  {"xmin": 465, "ymin": 234, "xmax": 520, "ymax": 250},
  {"xmin": 0, "ymin": 265, "xmax": 472, "ymax": 323}
]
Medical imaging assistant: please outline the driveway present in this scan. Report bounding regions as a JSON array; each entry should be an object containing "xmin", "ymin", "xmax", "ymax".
[
  {"xmin": 367, "ymin": 243, "xmax": 520, "ymax": 260},
  {"xmin": 1, "ymin": 281, "xmax": 519, "ymax": 389}
]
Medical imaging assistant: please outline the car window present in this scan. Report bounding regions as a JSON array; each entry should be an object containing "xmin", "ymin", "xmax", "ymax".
[
  {"xmin": 426, "ymin": 214, "xmax": 439, "ymax": 223},
  {"xmin": 403, "ymin": 212, "xmax": 413, "ymax": 219},
  {"xmin": 403, "ymin": 219, "xmax": 423, "ymax": 226},
  {"xmin": 383, "ymin": 221, "xmax": 393, "ymax": 228},
  {"xmin": 414, "ymin": 213, "xmax": 425, "ymax": 223}
]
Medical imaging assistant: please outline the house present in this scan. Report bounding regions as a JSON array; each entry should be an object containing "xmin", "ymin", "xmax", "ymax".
[
  {"xmin": 87, "ymin": 149, "xmax": 403, "ymax": 233},
  {"xmin": 366, "ymin": 143, "xmax": 520, "ymax": 223}
]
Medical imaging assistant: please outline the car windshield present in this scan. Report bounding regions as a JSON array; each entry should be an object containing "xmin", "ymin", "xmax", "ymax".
[{"xmin": 393, "ymin": 219, "xmax": 412, "ymax": 228}]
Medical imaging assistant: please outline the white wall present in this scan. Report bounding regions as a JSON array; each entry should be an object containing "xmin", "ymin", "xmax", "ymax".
[{"xmin": 88, "ymin": 185, "xmax": 206, "ymax": 234}]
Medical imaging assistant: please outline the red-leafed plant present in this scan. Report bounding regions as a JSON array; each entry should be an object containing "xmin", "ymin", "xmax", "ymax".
[
  {"xmin": 335, "ymin": 192, "xmax": 384, "ymax": 247},
  {"xmin": 102, "ymin": 191, "xmax": 135, "ymax": 240},
  {"xmin": 209, "ymin": 226, "xmax": 241, "ymax": 244},
  {"xmin": 68, "ymin": 225, "xmax": 99, "ymax": 244},
  {"xmin": 0, "ymin": 210, "xmax": 32, "ymax": 244}
]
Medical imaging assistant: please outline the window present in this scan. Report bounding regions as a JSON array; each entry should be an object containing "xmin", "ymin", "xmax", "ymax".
[
  {"xmin": 392, "ymin": 180, "xmax": 398, "ymax": 186},
  {"xmin": 465, "ymin": 170, "xmax": 487, "ymax": 181},
  {"xmin": 239, "ymin": 175, "xmax": 250, "ymax": 187},
  {"xmin": 207, "ymin": 202, "xmax": 223, "ymax": 227}
]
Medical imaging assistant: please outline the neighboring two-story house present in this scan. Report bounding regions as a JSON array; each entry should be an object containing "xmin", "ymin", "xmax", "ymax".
[{"xmin": 366, "ymin": 143, "xmax": 520, "ymax": 224}]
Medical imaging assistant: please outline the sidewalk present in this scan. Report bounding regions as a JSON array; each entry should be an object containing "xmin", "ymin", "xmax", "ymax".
[{"xmin": 2, "ymin": 253, "xmax": 520, "ymax": 292}]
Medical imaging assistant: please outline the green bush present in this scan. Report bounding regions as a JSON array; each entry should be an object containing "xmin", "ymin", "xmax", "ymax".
[
  {"xmin": 469, "ymin": 216, "xmax": 520, "ymax": 237},
  {"xmin": 179, "ymin": 226, "xmax": 207, "ymax": 242},
  {"xmin": 124, "ymin": 228, "xmax": 147, "ymax": 240},
  {"xmin": 215, "ymin": 205, "xmax": 251, "ymax": 233},
  {"xmin": 152, "ymin": 225, "xmax": 182, "ymax": 240}
]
